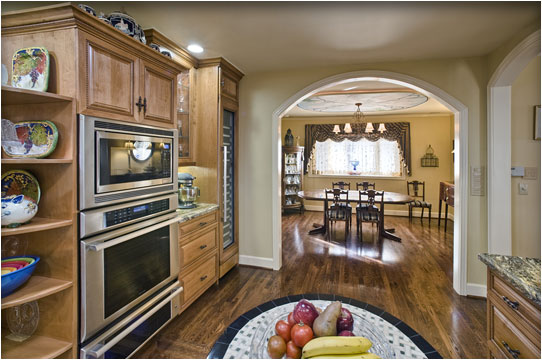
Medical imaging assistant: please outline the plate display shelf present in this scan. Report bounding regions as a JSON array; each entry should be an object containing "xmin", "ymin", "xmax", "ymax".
[{"xmin": 1, "ymin": 86, "xmax": 78, "ymax": 358}]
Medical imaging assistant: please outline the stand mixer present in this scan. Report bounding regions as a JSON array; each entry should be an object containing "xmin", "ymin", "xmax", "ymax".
[{"xmin": 178, "ymin": 173, "xmax": 200, "ymax": 209}]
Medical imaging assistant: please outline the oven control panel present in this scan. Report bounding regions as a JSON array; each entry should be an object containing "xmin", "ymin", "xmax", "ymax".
[{"xmin": 105, "ymin": 199, "xmax": 170, "ymax": 227}]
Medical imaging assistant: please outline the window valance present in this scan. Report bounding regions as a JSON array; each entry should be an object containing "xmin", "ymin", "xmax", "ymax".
[{"xmin": 303, "ymin": 122, "xmax": 412, "ymax": 175}]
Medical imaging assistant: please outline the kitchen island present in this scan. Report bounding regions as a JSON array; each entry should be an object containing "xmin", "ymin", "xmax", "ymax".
[{"xmin": 479, "ymin": 253, "xmax": 540, "ymax": 359}]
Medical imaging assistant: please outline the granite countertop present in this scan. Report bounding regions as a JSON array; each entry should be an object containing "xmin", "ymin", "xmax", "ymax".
[
  {"xmin": 176, "ymin": 203, "xmax": 219, "ymax": 223},
  {"xmin": 479, "ymin": 253, "xmax": 541, "ymax": 306}
]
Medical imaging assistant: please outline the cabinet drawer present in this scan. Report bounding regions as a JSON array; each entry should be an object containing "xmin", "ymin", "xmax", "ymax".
[
  {"xmin": 489, "ymin": 303, "xmax": 540, "ymax": 359},
  {"xmin": 179, "ymin": 211, "xmax": 217, "ymax": 237},
  {"xmin": 489, "ymin": 272, "xmax": 541, "ymax": 332},
  {"xmin": 181, "ymin": 254, "xmax": 217, "ymax": 303},
  {"xmin": 180, "ymin": 225, "xmax": 218, "ymax": 268}
]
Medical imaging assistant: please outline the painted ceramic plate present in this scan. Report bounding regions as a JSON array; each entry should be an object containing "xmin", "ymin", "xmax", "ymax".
[
  {"xmin": 12, "ymin": 47, "xmax": 50, "ymax": 92},
  {"xmin": 2, "ymin": 121, "xmax": 58, "ymax": 158},
  {"xmin": 1, "ymin": 170, "xmax": 41, "ymax": 204}
]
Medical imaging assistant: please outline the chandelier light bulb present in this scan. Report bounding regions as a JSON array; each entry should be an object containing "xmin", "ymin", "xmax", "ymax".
[
  {"xmin": 378, "ymin": 123, "xmax": 387, "ymax": 133},
  {"xmin": 365, "ymin": 122, "xmax": 374, "ymax": 133},
  {"xmin": 344, "ymin": 123, "xmax": 353, "ymax": 133},
  {"xmin": 333, "ymin": 125, "xmax": 341, "ymax": 134}
]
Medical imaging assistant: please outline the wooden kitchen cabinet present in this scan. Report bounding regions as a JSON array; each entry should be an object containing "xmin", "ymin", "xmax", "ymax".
[
  {"xmin": 143, "ymin": 29, "xmax": 198, "ymax": 165},
  {"xmin": 192, "ymin": 58, "xmax": 244, "ymax": 278},
  {"xmin": 486, "ymin": 269, "xmax": 541, "ymax": 359},
  {"xmin": 78, "ymin": 32, "xmax": 180, "ymax": 128},
  {"xmin": 178, "ymin": 210, "xmax": 219, "ymax": 311}
]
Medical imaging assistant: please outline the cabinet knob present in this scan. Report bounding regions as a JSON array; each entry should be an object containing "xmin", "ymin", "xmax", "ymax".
[
  {"xmin": 200, "ymin": 275, "xmax": 208, "ymax": 281},
  {"xmin": 502, "ymin": 296, "xmax": 519, "ymax": 310},
  {"xmin": 199, "ymin": 222, "xmax": 207, "ymax": 227},
  {"xmin": 199, "ymin": 244, "xmax": 207, "ymax": 250},
  {"xmin": 220, "ymin": 79, "xmax": 225, "ymax": 88},
  {"xmin": 501, "ymin": 341, "xmax": 520, "ymax": 359}
]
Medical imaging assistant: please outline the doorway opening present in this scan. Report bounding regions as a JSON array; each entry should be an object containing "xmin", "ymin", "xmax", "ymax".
[{"xmin": 272, "ymin": 70, "xmax": 469, "ymax": 295}]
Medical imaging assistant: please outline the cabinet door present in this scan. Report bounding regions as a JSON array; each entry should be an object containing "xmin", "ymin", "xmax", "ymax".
[
  {"xmin": 79, "ymin": 33, "xmax": 138, "ymax": 122},
  {"xmin": 140, "ymin": 60, "xmax": 176, "ymax": 127}
]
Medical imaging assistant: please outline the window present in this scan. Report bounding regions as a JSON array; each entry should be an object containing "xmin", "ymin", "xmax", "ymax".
[{"xmin": 310, "ymin": 138, "xmax": 403, "ymax": 176}]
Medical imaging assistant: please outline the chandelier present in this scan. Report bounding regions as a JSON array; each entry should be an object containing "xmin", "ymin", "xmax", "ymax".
[{"xmin": 332, "ymin": 103, "xmax": 386, "ymax": 134}]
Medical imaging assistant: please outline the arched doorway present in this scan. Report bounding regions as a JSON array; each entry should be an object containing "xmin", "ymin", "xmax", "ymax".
[
  {"xmin": 487, "ymin": 30, "xmax": 541, "ymax": 255},
  {"xmin": 272, "ymin": 70, "xmax": 469, "ymax": 295}
]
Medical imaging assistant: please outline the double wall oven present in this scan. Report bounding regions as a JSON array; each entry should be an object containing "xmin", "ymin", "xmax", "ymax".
[{"xmin": 78, "ymin": 116, "xmax": 181, "ymax": 358}]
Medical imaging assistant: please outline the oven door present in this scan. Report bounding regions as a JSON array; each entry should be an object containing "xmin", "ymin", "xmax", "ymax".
[
  {"xmin": 80, "ymin": 213, "xmax": 180, "ymax": 342},
  {"xmin": 95, "ymin": 131, "xmax": 173, "ymax": 194}
]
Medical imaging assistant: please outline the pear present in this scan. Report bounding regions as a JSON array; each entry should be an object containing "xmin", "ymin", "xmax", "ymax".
[{"xmin": 312, "ymin": 301, "xmax": 342, "ymax": 337}]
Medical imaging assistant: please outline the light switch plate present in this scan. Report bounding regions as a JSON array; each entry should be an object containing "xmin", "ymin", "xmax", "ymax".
[
  {"xmin": 511, "ymin": 166, "xmax": 525, "ymax": 177},
  {"xmin": 519, "ymin": 183, "xmax": 528, "ymax": 195},
  {"xmin": 524, "ymin": 167, "xmax": 538, "ymax": 180}
]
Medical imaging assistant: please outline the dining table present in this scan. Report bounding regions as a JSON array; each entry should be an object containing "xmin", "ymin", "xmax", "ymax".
[
  {"xmin": 298, "ymin": 190, "xmax": 413, "ymax": 242},
  {"xmin": 208, "ymin": 293, "xmax": 441, "ymax": 359}
]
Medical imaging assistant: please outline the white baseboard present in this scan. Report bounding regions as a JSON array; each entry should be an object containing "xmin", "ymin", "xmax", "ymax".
[
  {"xmin": 466, "ymin": 283, "xmax": 487, "ymax": 298},
  {"xmin": 303, "ymin": 205, "xmax": 454, "ymax": 220},
  {"xmin": 239, "ymin": 255, "xmax": 274, "ymax": 269}
]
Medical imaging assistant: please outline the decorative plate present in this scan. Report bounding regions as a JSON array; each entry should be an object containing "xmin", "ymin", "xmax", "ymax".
[
  {"xmin": 1, "ymin": 170, "xmax": 41, "ymax": 204},
  {"xmin": 2, "ymin": 121, "xmax": 58, "ymax": 158},
  {"xmin": 12, "ymin": 47, "xmax": 49, "ymax": 92}
]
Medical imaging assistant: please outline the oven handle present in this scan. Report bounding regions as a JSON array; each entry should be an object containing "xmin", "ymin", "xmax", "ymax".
[
  {"xmin": 85, "ymin": 286, "xmax": 183, "ymax": 359},
  {"xmin": 85, "ymin": 216, "xmax": 180, "ymax": 252}
]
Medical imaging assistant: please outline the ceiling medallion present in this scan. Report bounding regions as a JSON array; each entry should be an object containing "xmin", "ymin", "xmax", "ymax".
[{"xmin": 297, "ymin": 91, "xmax": 428, "ymax": 113}]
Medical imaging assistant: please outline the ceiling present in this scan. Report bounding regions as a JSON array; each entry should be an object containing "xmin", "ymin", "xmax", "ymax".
[
  {"xmin": 285, "ymin": 80, "xmax": 451, "ymax": 117},
  {"xmin": 2, "ymin": 2, "xmax": 539, "ymax": 75}
]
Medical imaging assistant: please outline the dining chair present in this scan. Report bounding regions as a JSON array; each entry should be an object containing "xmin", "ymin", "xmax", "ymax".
[
  {"xmin": 356, "ymin": 190, "xmax": 384, "ymax": 240},
  {"xmin": 332, "ymin": 182, "xmax": 352, "ymax": 229},
  {"xmin": 324, "ymin": 188, "xmax": 351, "ymax": 241},
  {"xmin": 406, "ymin": 180, "xmax": 432, "ymax": 223},
  {"xmin": 356, "ymin": 182, "xmax": 375, "ymax": 191}
]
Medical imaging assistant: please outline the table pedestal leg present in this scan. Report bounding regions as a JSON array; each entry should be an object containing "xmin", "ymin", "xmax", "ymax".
[
  {"xmin": 308, "ymin": 206, "xmax": 327, "ymax": 234},
  {"xmin": 379, "ymin": 202, "xmax": 401, "ymax": 242}
]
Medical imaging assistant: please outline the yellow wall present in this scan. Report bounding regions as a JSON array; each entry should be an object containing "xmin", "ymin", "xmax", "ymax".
[
  {"xmin": 511, "ymin": 55, "xmax": 541, "ymax": 258},
  {"xmin": 281, "ymin": 114, "xmax": 454, "ymax": 216}
]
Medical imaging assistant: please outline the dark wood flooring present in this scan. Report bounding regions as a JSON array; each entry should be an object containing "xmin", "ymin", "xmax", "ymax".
[{"xmin": 135, "ymin": 212, "xmax": 487, "ymax": 359}]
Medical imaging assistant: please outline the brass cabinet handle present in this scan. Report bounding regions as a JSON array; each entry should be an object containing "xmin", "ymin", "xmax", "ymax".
[
  {"xmin": 501, "ymin": 341, "xmax": 520, "ymax": 359},
  {"xmin": 502, "ymin": 296, "xmax": 519, "ymax": 310},
  {"xmin": 200, "ymin": 275, "xmax": 208, "ymax": 281},
  {"xmin": 199, "ymin": 244, "xmax": 207, "ymax": 250}
]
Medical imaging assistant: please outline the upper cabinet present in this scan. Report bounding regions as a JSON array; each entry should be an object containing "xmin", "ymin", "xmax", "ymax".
[
  {"xmin": 144, "ymin": 28, "xmax": 199, "ymax": 165},
  {"xmin": 78, "ymin": 31, "xmax": 180, "ymax": 128}
]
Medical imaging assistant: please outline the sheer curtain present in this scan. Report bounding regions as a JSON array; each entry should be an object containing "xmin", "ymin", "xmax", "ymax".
[{"xmin": 311, "ymin": 138, "xmax": 402, "ymax": 176}]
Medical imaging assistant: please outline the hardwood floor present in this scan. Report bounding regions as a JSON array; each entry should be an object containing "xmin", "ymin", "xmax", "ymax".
[{"xmin": 135, "ymin": 212, "xmax": 487, "ymax": 359}]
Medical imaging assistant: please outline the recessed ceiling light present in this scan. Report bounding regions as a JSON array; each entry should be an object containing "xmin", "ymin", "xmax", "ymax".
[{"xmin": 187, "ymin": 44, "xmax": 204, "ymax": 53}]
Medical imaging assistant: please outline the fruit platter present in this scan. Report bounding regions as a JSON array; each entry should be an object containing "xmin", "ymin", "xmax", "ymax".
[{"xmin": 249, "ymin": 299, "xmax": 395, "ymax": 359}]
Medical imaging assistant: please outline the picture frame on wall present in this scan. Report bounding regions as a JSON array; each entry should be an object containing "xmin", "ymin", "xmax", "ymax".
[{"xmin": 535, "ymin": 105, "xmax": 541, "ymax": 140}]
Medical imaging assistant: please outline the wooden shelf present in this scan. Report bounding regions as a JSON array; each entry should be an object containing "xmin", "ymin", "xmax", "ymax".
[
  {"xmin": 1, "ymin": 218, "xmax": 72, "ymax": 236},
  {"xmin": 1, "ymin": 86, "xmax": 73, "ymax": 105},
  {"xmin": 1, "ymin": 276, "xmax": 72, "ymax": 309},
  {"xmin": 1, "ymin": 334, "xmax": 72, "ymax": 359},
  {"xmin": 1, "ymin": 158, "xmax": 73, "ymax": 164},
  {"xmin": 179, "ymin": 160, "xmax": 196, "ymax": 166}
]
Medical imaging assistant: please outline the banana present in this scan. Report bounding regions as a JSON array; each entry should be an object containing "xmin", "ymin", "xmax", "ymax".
[
  {"xmin": 301, "ymin": 336, "xmax": 373, "ymax": 359},
  {"xmin": 307, "ymin": 353, "xmax": 380, "ymax": 359}
]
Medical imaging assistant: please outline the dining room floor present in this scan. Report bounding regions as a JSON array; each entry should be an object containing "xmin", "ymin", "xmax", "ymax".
[{"xmin": 135, "ymin": 211, "xmax": 487, "ymax": 359}]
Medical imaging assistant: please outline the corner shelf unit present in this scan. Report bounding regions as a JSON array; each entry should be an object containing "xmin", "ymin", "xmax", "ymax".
[
  {"xmin": 1, "ymin": 86, "xmax": 78, "ymax": 358},
  {"xmin": 282, "ymin": 146, "xmax": 304, "ymax": 213}
]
